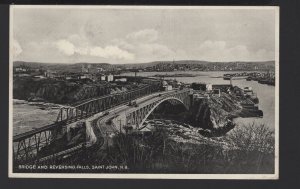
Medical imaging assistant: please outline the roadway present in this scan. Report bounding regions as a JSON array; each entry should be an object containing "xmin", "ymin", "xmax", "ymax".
[{"xmin": 92, "ymin": 90, "xmax": 178, "ymax": 147}]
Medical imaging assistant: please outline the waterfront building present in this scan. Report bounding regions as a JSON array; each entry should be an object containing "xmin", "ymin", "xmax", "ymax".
[
  {"xmin": 206, "ymin": 84, "xmax": 213, "ymax": 91},
  {"xmin": 212, "ymin": 84, "xmax": 232, "ymax": 92}
]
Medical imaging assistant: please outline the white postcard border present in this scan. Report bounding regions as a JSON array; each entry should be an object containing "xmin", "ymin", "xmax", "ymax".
[{"xmin": 8, "ymin": 5, "xmax": 280, "ymax": 179}]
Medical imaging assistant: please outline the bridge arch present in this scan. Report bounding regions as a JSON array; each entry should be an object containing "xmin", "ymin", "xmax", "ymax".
[
  {"xmin": 139, "ymin": 97, "xmax": 188, "ymax": 128},
  {"xmin": 126, "ymin": 95, "xmax": 190, "ymax": 130}
]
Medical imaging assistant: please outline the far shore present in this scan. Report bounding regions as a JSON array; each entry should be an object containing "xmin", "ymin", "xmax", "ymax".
[{"xmin": 150, "ymin": 73, "xmax": 206, "ymax": 78}]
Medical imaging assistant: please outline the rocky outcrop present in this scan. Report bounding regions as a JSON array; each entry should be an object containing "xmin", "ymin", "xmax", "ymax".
[
  {"xmin": 13, "ymin": 77, "xmax": 137, "ymax": 105},
  {"xmin": 184, "ymin": 96, "xmax": 238, "ymax": 137},
  {"xmin": 198, "ymin": 119, "xmax": 235, "ymax": 137},
  {"xmin": 148, "ymin": 93, "xmax": 242, "ymax": 137},
  {"xmin": 188, "ymin": 98, "xmax": 214, "ymax": 129}
]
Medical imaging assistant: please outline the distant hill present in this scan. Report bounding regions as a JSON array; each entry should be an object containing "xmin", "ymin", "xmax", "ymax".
[
  {"xmin": 13, "ymin": 61, "xmax": 111, "ymax": 73},
  {"xmin": 115, "ymin": 60, "xmax": 209, "ymax": 68},
  {"xmin": 13, "ymin": 60, "xmax": 275, "ymax": 72},
  {"xmin": 118, "ymin": 60, "xmax": 275, "ymax": 68}
]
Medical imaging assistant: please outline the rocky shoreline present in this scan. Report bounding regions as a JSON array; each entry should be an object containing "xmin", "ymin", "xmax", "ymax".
[{"xmin": 145, "ymin": 90, "xmax": 261, "ymax": 138}]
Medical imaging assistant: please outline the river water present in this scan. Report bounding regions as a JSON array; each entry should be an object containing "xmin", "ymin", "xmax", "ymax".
[
  {"xmin": 13, "ymin": 100, "xmax": 61, "ymax": 135},
  {"xmin": 121, "ymin": 71, "xmax": 276, "ymax": 130}
]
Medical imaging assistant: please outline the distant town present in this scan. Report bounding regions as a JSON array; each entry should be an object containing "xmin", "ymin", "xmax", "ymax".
[{"xmin": 13, "ymin": 60, "xmax": 275, "ymax": 81}]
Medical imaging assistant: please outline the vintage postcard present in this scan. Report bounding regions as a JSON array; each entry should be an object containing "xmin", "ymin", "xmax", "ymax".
[{"xmin": 9, "ymin": 5, "xmax": 279, "ymax": 179}]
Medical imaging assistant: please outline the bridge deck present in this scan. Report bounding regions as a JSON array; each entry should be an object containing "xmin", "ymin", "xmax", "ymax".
[{"xmin": 94, "ymin": 89, "xmax": 190, "ymax": 138}]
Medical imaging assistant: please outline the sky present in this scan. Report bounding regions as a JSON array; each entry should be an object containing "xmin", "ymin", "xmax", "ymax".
[{"xmin": 12, "ymin": 6, "xmax": 277, "ymax": 64}]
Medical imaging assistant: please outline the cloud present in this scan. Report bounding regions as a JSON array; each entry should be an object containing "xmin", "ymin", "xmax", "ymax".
[
  {"xmin": 197, "ymin": 40, "xmax": 274, "ymax": 61},
  {"xmin": 90, "ymin": 46, "xmax": 135, "ymax": 60},
  {"xmin": 23, "ymin": 30, "xmax": 274, "ymax": 64},
  {"xmin": 111, "ymin": 38, "xmax": 135, "ymax": 50},
  {"xmin": 17, "ymin": 28, "xmax": 177, "ymax": 63},
  {"xmin": 12, "ymin": 39, "xmax": 22, "ymax": 57},
  {"xmin": 137, "ymin": 43, "xmax": 175, "ymax": 58},
  {"xmin": 199, "ymin": 40, "xmax": 226, "ymax": 51},
  {"xmin": 67, "ymin": 34, "xmax": 91, "ymax": 48},
  {"xmin": 112, "ymin": 29, "xmax": 176, "ymax": 61},
  {"xmin": 55, "ymin": 38, "xmax": 90, "ymax": 56},
  {"xmin": 55, "ymin": 39, "xmax": 75, "ymax": 56},
  {"xmin": 254, "ymin": 49, "xmax": 275, "ymax": 61},
  {"xmin": 54, "ymin": 39, "xmax": 134, "ymax": 60},
  {"xmin": 126, "ymin": 29, "xmax": 158, "ymax": 43},
  {"xmin": 75, "ymin": 47, "xmax": 89, "ymax": 56},
  {"xmin": 54, "ymin": 29, "xmax": 175, "ymax": 62}
]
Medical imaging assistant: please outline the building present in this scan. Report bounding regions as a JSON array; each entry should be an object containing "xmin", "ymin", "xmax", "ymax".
[
  {"xmin": 99, "ymin": 74, "xmax": 114, "ymax": 82},
  {"xmin": 80, "ymin": 75, "xmax": 88, "ymax": 79},
  {"xmin": 206, "ymin": 84, "xmax": 213, "ymax": 91},
  {"xmin": 97, "ymin": 67, "xmax": 104, "ymax": 72},
  {"xmin": 101, "ymin": 75, "xmax": 106, "ymax": 81},
  {"xmin": 15, "ymin": 67, "xmax": 28, "ymax": 72},
  {"xmin": 212, "ymin": 84, "xmax": 232, "ymax": 92},
  {"xmin": 107, "ymin": 74, "xmax": 114, "ymax": 82},
  {"xmin": 115, "ymin": 78, "xmax": 127, "ymax": 82},
  {"xmin": 79, "ymin": 73, "xmax": 93, "ymax": 80},
  {"xmin": 212, "ymin": 89, "xmax": 221, "ymax": 97},
  {"xmin": 34, "ymin": 75, "xmax": 46, "ymax": 79},
  {"xmin": 44, "ymin": 70, "xmax": 57, "ymax": 78},
  {"xmin": 163, "ymin": 85, "xmax": 173, "ymax": 91},
  {"xmin": 162, "ymin": 81, "xmax": 168, "ymax": 86}
]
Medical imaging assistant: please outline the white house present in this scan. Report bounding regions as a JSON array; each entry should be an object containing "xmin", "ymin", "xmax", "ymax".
[
  {"xmin": 206, "ymin": 84, "xmax": 213, "ymax": 91},
  {"xmin": 101, "ymin": 75, "xmax": 106, "ymax": 81},
  {"xmin": 80, "ymin": 75, "xmax": 87, "ymax": 79},
  {"xmin": 107, "ymin": 74, "xmax": 114, "ymax": 82}
]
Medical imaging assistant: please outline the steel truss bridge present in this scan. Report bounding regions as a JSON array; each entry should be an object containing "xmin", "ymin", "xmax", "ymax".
[{"xmin": 13, "ymin": 84, "xmax": 157, "ymax": 165}]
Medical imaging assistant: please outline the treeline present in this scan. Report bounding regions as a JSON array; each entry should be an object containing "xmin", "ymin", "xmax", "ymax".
[{"xmin": 55, "ymin": 123, "xmax": 274, "ymax": 174}]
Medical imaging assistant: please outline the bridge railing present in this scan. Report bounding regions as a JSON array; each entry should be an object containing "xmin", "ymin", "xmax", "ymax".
[
  {"xmin": 55, "ymin": 84, "xmax": 155, "ymax": 123},
  {"xmin": 13, "ymin": 122, "xmax": 64, "ymax": 164}
]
